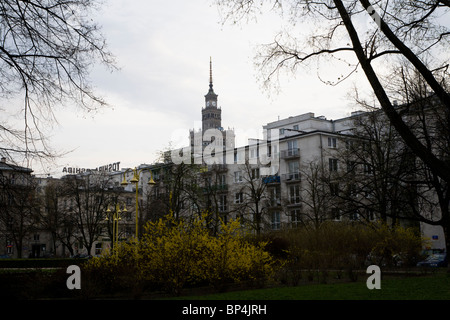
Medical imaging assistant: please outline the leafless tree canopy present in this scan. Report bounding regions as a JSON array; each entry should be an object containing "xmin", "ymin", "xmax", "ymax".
[
  {"xmin": 215, "ymin": 0, "xmax": 450, "ymax": 179},
  {"xmin": 215, "ymin": 0, "xmax": 450, "ymax": 254},
  {"xmin": 0, "ymin": 0, "xmax": 115, "ymax": 165}
]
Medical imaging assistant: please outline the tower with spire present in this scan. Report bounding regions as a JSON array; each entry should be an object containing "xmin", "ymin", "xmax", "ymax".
[
  {"xmin": 202, "ymin": 57, "xmax": 222, "ymax": 132},
  {"xmin": 190, "ymin": 58, "xmax": 235, "ymax": 156}
]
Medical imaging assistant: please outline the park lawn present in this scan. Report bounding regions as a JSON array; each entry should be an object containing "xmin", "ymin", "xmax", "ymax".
[{"xmin": 172, "ymin": 272, "xmax": 450, "ymax": 300}]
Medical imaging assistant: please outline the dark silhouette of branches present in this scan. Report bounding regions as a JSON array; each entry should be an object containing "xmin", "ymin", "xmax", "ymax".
[{"xmin": 0, "ymin": 0, "xmax": 115, "ymax": 165}]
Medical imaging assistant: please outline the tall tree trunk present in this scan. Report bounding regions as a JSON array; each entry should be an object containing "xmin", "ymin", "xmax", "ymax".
[
  {"xmin": 333, "ymin": 0, "xmax": 450, "ymax": 255},
  {"xmin": 333, "ymin": 0, "xmax": 450, "ymax": 184}
]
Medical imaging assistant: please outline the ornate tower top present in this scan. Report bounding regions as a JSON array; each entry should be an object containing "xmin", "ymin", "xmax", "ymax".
[
  {"xmin": 202, "ymin": 58, "xmax": 221, "ymax": 132},
  {"xmin": 205, "ymin": 57, "xmax": 218, "ymax": 103}
]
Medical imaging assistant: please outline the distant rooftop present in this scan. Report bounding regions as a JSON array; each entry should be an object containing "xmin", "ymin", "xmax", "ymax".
[{"xmin": 0, "ymin": 157, "xmax": 33, "ymax": 173}]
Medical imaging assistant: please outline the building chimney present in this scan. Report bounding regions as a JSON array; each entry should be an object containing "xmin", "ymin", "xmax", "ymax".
[{"xmin": 1, "ymin": 157, "xmax": 6, "ymax": 163}]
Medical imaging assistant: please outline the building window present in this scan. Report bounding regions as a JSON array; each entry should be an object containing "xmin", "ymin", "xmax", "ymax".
[
  {"xmin": 95, "ymin": 243, "xmax": 102, "ymax": 256},
  {"xmin": 328, "ymin": 137, "xmax": 337, "ymax": 148},
  {"xmin": 269, "ymin": 186, "xmax": 281, "ymax": 207},
  {"xmin": 287, "ymin": 140, "xmax": 297, "ymax": 151},
  {"xmin": 291, "ymin": 209, "xmax": 302, "ymax": 228},
  {"xmin": 289, "ymin": 184, "xmax": 301, "ymax": 204},
  {"xmin": 251, "ymin": 168, "xmax": 260, "ymax": 180},
  {"xmin": 234, "ymin": 171, "xmax": 242, "ymax": 183},
  {"xmin": 234, "ymin": 192, "xmax": 243, "ymax": 204},
  {"xmin": 219, "ymin": 195, "xmax": 227, "ymax": 212},
  {"xmin": 271, "ymin": 212, "xmax": 281, "ymax": 230},
  {"xmin": 218, "ymin": 174, "xmax": 226, "ymax": 186},
  {"xmin": 329, "ymin": 158, "xmax": 338, "ymax": 172},
  {"xmin": 287, "ymin": 160, "xmax": 300, "ymax": 180}
]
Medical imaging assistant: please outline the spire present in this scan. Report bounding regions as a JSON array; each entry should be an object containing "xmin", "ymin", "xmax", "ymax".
[
  {"xmin": 209, "ymin": 56, "xmax": 213, "ymax": 90},
  {"xmin": 205, "ymin": 57, "xmax": 217, "ymax": 98}
]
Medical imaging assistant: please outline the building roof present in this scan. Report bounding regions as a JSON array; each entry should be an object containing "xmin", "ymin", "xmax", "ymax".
[{"xmin": 0, "ymin": 158, "xmax": 33, "ymax": 174}]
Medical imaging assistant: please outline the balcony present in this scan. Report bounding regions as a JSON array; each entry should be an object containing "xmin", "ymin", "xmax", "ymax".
[
  {"xmin": 281, "ymin": 148, "xmax": 300, "ymax": 159},
  {"xmin": 282, "ymin": 172, "xmax": 301, "ymax": 182}
]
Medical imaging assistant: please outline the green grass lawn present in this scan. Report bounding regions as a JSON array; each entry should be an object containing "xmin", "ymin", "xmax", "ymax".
[{"xmin": 171, "ymin": 272, "xmax": 450, "ymax": 300}]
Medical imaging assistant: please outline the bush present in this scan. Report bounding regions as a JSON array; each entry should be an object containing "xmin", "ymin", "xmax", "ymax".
[
  {"xmin": 82, "ymin": 241, "xmax": 143, "ymax": 298},
  {"xmin": 367, "ymin": 222, "xmax": 424, "ymax": 267},
  {"xmin": 83, "ymin": 213, "xmax": 275, "ymax": 297},
  {"xmin": 276, "ymin": 221, "xmax": 424, "ymax": 284}
]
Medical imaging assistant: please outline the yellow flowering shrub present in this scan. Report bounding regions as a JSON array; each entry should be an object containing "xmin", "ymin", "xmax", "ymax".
[
  {"xmin": 368, "ymin": 222, "xmax": 424, "ymax": 266},
  {"xmin": 84, "ymin": 213, "xmax": 275, "ymax": 296},
  {"xmin": 138, "ymin": 213, "xmax": 274, "ymax": 294},
  {"xmin": 200, "ymin": 217, "xmax": 274, "ymax": 290}
]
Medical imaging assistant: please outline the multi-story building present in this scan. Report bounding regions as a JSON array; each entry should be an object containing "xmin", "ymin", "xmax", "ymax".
[
  {"xmin": 171, "ymin": 61, "xmax": 445, "ymax": 249},
  {"xmin": 0, "ymin": 61, "xmax": 446, "ymax": 257},
  {"xmin": 0, "ymin": 157, "xmax": 37, "ymax": 258},
  {"xmin": 197, "ymin": 111, "xmax": 374, "ymax": 232}
]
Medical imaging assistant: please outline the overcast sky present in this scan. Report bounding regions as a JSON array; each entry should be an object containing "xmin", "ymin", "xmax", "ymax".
[{"xmin": 47, "ymin": 0, "xmax": 370, "ymax": 177}]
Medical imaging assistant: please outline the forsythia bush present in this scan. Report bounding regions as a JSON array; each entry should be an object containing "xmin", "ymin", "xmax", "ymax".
[
  {"xmin": 368, "ymin": 222, "xmax": 425, "ymax": 267},
  {"xmin": 84, "ymin": 213, "xmax": 275, "ymax": 296}
]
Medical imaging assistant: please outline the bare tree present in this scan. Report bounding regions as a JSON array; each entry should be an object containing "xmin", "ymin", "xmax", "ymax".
[
  {"xmin": 231, "ymin": 160, "xmax": 276, "ymax": 234},
  {"xmin": 0, "ymin": 170, "xmax": 37, "ymax": 257},
  {"xmin": 333, "ymin": 107, "xmax": 418, "ymax": 225},
  {"xmin": 38, "ymin": 178, "xmax": 67, "ymax": 256},
  {"xmin": 215, "ymin": 0, "xmax": 449, "ymax": 179},
  {"xmin": 0, "ymin": 0, "xmax": 115, "ymax": 166},
  {"xmin": 61, "ymin": 172, "xmax": 112, "ymax": 255},
  {"xmin": 297, "ymin": 161, "xmax": 333, "ymax": 230},
  {"xmin": 215, "ymin": 0, "xmax": 450, "ymax": 252},
  {"xmin": 342, "ymin": 73, "xmax": 450, "ymax": 250}
]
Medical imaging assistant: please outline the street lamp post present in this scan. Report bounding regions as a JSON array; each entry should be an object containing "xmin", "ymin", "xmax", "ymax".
[
  {"xmin": 105, "ymin": 203, "xmax": 127, "ymax": 253},
  {"xmin": 120, "ymin": 167, "xmax": 156, "ymax": 239}
]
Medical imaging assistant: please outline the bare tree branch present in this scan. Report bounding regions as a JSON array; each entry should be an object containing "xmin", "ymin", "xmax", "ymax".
[{"xmin": 0, "ymin": 0, "xmax": 116, "ymax": 168}]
